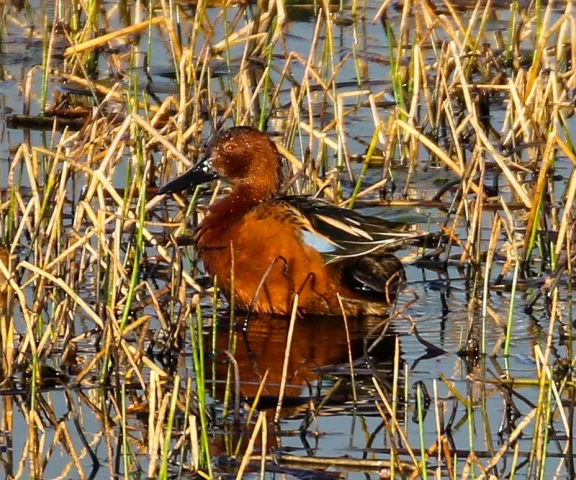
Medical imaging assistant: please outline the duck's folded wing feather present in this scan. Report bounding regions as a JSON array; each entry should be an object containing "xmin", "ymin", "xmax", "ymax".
[{"xmin": 273, "ymin": 196, "xmax": 422, "ymax": 261}]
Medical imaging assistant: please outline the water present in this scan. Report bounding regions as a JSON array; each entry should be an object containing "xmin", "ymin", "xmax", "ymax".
[{"xmin": 0, "ymin": 0, "xmax": 574, "ymax": 478}]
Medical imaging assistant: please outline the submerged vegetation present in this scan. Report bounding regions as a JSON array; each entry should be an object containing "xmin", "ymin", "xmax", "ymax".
[{"xmin": 0, "ymin": 0, "xmax": 574, "ymax": 478}]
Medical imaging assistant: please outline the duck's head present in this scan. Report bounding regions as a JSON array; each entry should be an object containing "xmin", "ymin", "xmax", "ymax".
[{"xmin": 159, "ymin": 126, "xmax": 283, "ymax": 196}]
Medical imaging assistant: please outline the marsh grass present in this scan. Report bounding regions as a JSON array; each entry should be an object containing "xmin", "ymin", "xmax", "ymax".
[{"xmin": 0, "ymin": 0, "xmax": 574, "ymax": 478}]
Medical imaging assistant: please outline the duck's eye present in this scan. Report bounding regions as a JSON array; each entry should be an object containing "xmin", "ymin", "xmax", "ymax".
[{"xmin": 224, "ymin": 143, "xmax": 237, "ymax": 152}]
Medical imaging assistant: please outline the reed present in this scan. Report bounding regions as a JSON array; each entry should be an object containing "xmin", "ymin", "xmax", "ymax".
[{"xmin": 0, "ymin": 0, "xmax": 575, "ymax": 477}]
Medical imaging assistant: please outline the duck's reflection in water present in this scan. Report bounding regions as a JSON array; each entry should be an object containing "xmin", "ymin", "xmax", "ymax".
[{"xmin": 206, "ymin": 314, "xmax": 403, "ymax": 416}]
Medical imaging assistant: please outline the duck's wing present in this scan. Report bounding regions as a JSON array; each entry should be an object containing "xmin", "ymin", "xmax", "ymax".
[{"xmin": 272, "ymin": 196, "xmax": 422, "ymax": 262}]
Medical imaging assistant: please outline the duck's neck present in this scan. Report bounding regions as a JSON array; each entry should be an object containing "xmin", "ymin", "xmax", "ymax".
[
  {"xmin": 200, "ymin": 182, "xmax": 276, "ymax": 231},
  {"xmin": 230, "ymin": 182, "xmax": 276, "ymax": 207}
]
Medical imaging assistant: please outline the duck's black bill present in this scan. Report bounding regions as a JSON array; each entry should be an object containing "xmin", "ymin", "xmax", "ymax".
[{"xmin": 159, "ymin": 155, "xmax": 218, "ymax": 195}]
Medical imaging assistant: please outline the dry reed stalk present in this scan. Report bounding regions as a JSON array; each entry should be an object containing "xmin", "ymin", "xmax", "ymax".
[
  {"xmin": 298, "ymin": 121, "xmax": 339, "ymax": 152},
  {"xmin": 415, "ymin": 28, "xmax": 436, "ymax": 131},
  {"xmin": 408, "ymin": 43, "xmax": 421, "ymax": 151},
  {"xmin": 100, "ymin": 388, "xmax": 116, "ymax": 479},
  {"xmin": 151, "ymin": 393, "xmax": 172, "ymax": 477},
  {"xmin": 125, "ymin": 341, "xmax": 170, "ymax": 378},
  {"xmin": 480, "ymin": 214, "xmax": 501, "ymax": 351},
  {"xmin": 243, "ymin": 369, "xmax": 269, "ymax": 431},
  {"xmin": 522, "ymin": 128, "xmax": 557, "ymax": 258},
  {"xmin": 43, "ymin": 156, "xmax": 69, "ymax": 254},
  {"xmin": 13, "ymin": 435, "xmax": 29, "ymax": 478},
  {"xmin": 441, "ymin": 91, "xmax": 467, "ymax": 172},
  {"xmin": 147, "ymin": 371, "xmax": 159, "ymax": 478},
  {"xmin": 338, "ymin": 177, "xmax": 387, "ymax": 207},
  {"xmin": 5, "ymin": 14, "xmax": 42, "ymax": 37},
  {"xmin": 530, "ymin": 293, "xmax": 562, "ymax": 475},
  {"xmin": 0, "ymin": 244, "xmax": 12, "ymax": 364},
  {"xmin": 235, "ymin": 411, "xmax": 266, "ymax": 479},
  {"xmin": 70, "ymin": 348, "xmax": 108, "ymax": 386},
  {"xmin": 276, "ymin": 140, "xmax": 335, "ymax": 199},
  {"xmin": 458, "ymin": 146, "xmax": 484, "ymax": 266},
  {"xmin": 176, "ymin": 51, "xmax": 192, "ymax": 145},
  {"xmin": 67, "ymin": 161, "xmax": 202, "ymax": 294},
  {"xmin": 133, "ymin": 113, "xmax": 193, "ymax": 167},
  {"xmin": 163, "ymin": 16, "xmax": 183, "ymax": 65},
  {"xmin": 337, "ymin": 293, "xmax": 356, "ymax": 403},
  {"xmin": 55, "ymin": 422, "xmax": 86, "ymax": 479},
  {"xmin": 20, "ymin": 261, "xmax": 104, "ymax": 327},
  {"xmin": 395, "ymin": 119, "xmax": 484, "ymax": 195},
  {"xmin": 190, "ymin": 414, "xmax": 199, "ymax": 471},
  {"xmin": 26, "ymin": 410, "xmax": 41, "ymax": 479},
  {"xmin": 8, "ymin": 193, "xmax": 36, "ymax": 253},
  {"xmin": 256, "ymin": 451, "xmax": 417, "ymax": 473},
  {"xmin": 526, "ymin": 2, "xmax": 562, "ymax": 96},
  {"xmin": 291, "ymin": 16, "xmax": 324, "ymax": 149},
  {"xmin": 109, "ymin": 314, "xmax": 147, "ymax": 389},
  {"xmin": 372, "ymin": 377, "xmax": 422, "ymax": 475},
  {"xmin": 431, "ymin": 380, "xmax": 445, "ymax": 479},
  {"xmin": 334, "ymin": 92, "xmax": 354, "ymax": 183},
  {"xmin": 259, "ymin": 414, "xmax": 267, "ymax": 480},
  {"xmin": 50, "ymin": 70, "xmax": 161, "ymax": 113},
  {"xmin": 461, "ymin": 0, "xmax": 489, "ymax": 58},
  {"xmin": 372, "ymin": 0, "xmax": 396, "ymax": 20},
  {"xmin": 273, "ymin": 294, "xmax": 298, "ymax": 424},
  {"xmin": 453, "ymin": 41, "xmax": 533, "ymax": 208},
  {"xmin": 212, "ymin": 12, "xmax": 274, "ymax": 53},
  {"xmin": 460, "ymin": 452, "xmax": 490, "ymax": 480},
  {"xmin": 534, "ymin": 346, "xmax": 570, "ymax": 434},
  {"xmin": 64, "ymin": 17, "xmax": 167, "ymax": 57},
  {"xmin": 0, "ymin": 275, "xmax": 37, "ymax": 370},
  {"xmin": 72, "ymin": 116, "xmax": 132, "ymax": 229},
  {"xmin": 388, "ymin": 334, "xmax": 401, "ymax": 477},
  {"xmin": 554, "ymin": 166, "xmax": 576, "ymax": 258},
  {"xmin": 475, "ymin": 408, "xmax": 537, "ymax": 480},
  {"xmin": 23, "ymin": 67, "xmax": 40, "ymax": 153}
]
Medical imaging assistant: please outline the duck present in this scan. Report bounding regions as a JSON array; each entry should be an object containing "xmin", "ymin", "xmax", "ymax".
[{"xmin": 159, "ymin": 126, "xmax": 420, "ymax": 316}]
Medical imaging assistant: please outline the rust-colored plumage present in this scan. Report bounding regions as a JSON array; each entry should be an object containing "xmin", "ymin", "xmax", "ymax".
[{"xmin": 160, "ymin": 126, "xmax": 419, "ymax": 316}]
